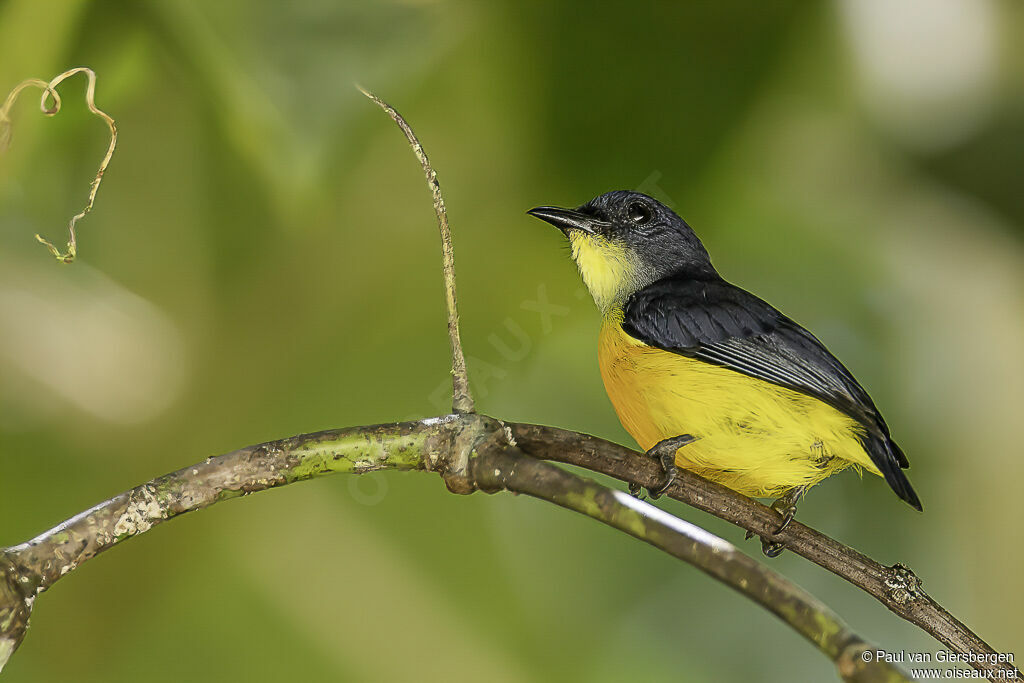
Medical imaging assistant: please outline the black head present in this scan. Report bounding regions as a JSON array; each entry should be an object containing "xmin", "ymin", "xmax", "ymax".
[{"xmin": 528, "ymin": 190, "xmax": 716, "ymax": 282}]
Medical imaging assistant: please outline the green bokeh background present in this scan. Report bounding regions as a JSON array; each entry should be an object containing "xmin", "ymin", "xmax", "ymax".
[{"xmin": 1, "ymin": 1, "xmax": 1022, "ymax": 681}]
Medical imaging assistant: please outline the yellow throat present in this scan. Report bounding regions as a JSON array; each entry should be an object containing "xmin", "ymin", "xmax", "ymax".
[{"xmin": 569, "ymin": 232, "xmax": 647, "ymax": 315}]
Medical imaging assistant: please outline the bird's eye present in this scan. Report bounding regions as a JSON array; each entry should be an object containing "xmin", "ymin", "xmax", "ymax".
[{"xmin": 627, "ymin": 202, "xmax": 652, "ymax": 225}]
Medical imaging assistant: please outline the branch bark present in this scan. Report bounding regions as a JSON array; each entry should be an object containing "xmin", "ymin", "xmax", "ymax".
[
  {"xmin": 1, "ymin": 414, "xmax": 914, "ymax": 682},
  {"xmin": 2, "ymin": 421, "xmax": 452, "ymax": 595},
  {"xmin": 0, "ymin": 417, "xmax": 461, "ymax": 671}
]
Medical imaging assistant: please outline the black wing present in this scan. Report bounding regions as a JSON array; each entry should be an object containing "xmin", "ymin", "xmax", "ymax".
[{"xmin": 622, "ymin": 277, "xmax": 921, "ymax": 510}]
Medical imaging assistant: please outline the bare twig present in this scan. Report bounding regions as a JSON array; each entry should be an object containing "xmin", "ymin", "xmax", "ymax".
[
  {"xmin": 1, "ymin": 414, "xmax": 914, "ymax": 681},
  {"xmin": 0, "ymin": 67, "xmax": 117, "ymax": 263},
  {"xmin": 358, "ymin": 87, "xmax": 473, "ymax": 414},
  {"xmin": 509, "ymin": 423, "xmax": 1019, "ymax": 681}
]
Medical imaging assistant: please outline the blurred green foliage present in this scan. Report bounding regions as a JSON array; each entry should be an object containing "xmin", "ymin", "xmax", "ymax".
[{"xmin": 1, "ymin": 1, "xmax": 1022, "ymax": 681}]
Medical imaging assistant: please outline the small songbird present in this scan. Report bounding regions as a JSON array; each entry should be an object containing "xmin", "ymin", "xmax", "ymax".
[{"xmin": 529, "ymin": 191, "xmax": 920, "ymax": 553}]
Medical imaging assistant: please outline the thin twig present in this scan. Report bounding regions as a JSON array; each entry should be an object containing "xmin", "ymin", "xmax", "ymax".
[
  {"xmin": 472, "ymin": 447, "xmax": 910, "ymax": 683},
  {"xmin": 509, "ymin": 422, "xmax": 1020, "ymax": 681},
  {"xmin": 0, "ymin": 67, "xmax": 117, "ymax": 263},
  {"xmin": 358, "ymin": 87, "xmax": 474, "ymax": 414}
]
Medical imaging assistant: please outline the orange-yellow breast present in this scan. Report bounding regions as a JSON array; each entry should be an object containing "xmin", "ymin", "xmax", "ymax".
[{"xmin": 598, "ymin": 318, "xmax": 881, "ymax": 498}]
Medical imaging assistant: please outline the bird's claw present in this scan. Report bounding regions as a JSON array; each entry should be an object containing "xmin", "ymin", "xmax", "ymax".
[
  {"xmin": 745, "ymin": 486, "xmax": 806, "ymax": 558},
  {"xmin": 745, "ymin": 528, "xmax": 789, "ymax": 557},
  {"xmin": 634, "ymin": 434, "xmax": 695, "ymax": 500},
  {"xmin": 772, "ymin": 502, "xmax": 798, "ymax": 535},
  {"xmin": 647, "ymin": 465, "xmax": 676, "ymax": 500}
]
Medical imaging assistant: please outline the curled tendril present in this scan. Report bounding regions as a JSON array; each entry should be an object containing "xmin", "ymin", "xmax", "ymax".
[{"xmin": 0, "ymin": 67, "xmax": 117, "ymax": 264}]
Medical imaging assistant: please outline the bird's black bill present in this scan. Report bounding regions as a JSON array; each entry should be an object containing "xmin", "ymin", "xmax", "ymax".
[{"xmin": 527, "ymin": 206, "xmax": 603, "ymax": 235}]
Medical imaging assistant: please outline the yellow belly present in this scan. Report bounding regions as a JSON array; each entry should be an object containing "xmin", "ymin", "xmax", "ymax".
[{"xmin": 598, "ymin": 319, "xmax": 881, "ymax": 498}]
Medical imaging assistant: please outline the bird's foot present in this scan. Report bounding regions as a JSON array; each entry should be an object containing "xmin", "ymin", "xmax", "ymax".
[
  {"xmin": 745, "ymin": 486, "xmax": 806, "ymax": 558},
  {"xmin": 629, "ymin": 434, "xmax": 696, "ymax": 500},
  {"xmin": 769, "ymin": 485, "xmax": 805, "ymax": 535}
]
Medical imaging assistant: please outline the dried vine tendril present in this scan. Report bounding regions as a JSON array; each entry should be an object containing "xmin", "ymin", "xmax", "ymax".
[{"xmin": 0, "ymin": 67, "xmax": 117, "ymax": 264}]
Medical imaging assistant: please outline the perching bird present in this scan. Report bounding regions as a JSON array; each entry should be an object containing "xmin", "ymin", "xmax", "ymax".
[{"xmin": 529, "ymin": 191, "xmax": 920, "ymax": 553}]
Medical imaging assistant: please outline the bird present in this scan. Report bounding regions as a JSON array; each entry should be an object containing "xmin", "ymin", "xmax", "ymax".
[{"xmin": 528, "ymin": 191, "xmax": 921, "ymax": 554}]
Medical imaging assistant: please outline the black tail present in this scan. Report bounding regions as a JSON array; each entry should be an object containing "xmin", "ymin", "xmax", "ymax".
[{"xmin": 864, "ymin": 433, "xmax": 922, "ymax": 511}]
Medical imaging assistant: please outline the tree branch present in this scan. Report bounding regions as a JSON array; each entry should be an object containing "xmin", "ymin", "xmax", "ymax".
[
  {"xmin": 3, "ymin": 420, "xmax": 456, "ymax": 593},
  {"xmin": 471, "ymin": 446, "xmax": 909, "ymax": 682},
  {"xmin": 509, "ymin": 423, "xmax": 1019, "ymax": 680},
  {"xmin": 0, "ymin": 417, "xmax": 463, "ymax": 670},
  {"xmin": 1, "ymin": 414, "xmax": 916, "ymax": 681}
]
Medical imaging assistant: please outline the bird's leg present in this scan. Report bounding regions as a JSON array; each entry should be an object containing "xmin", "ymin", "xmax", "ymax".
[
  {"xmin": 630, "ymin": 434, "xmax": 697, "ymax": 500},
  {"xmin": 745, "ymin": 485, "xmax": 807, "ymax": 557}
]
